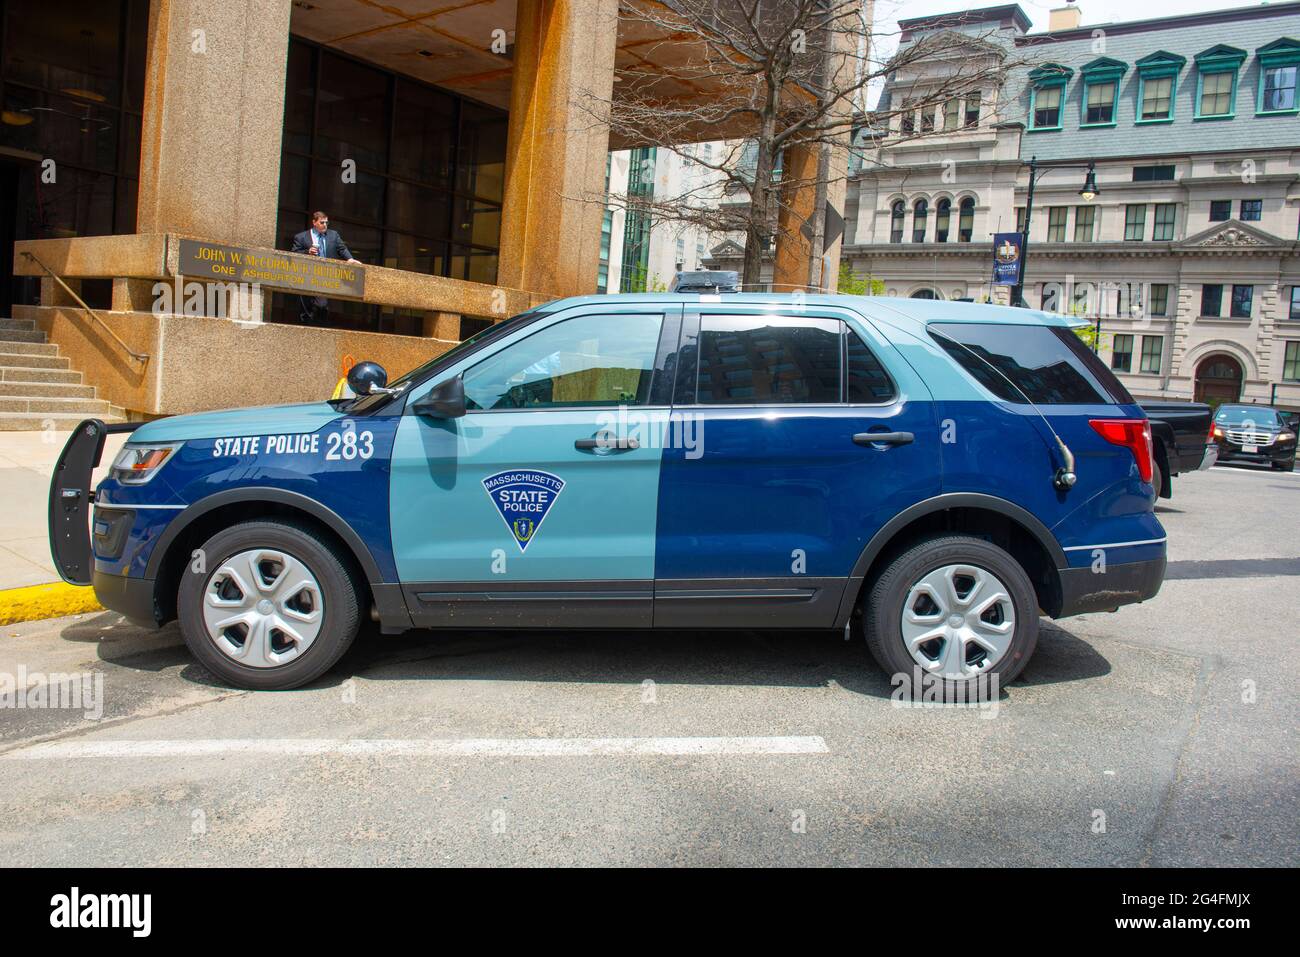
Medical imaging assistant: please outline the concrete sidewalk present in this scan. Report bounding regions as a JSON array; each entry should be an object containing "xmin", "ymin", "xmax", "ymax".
[{"xmin": 0, "ymin": 430, "xmax": 127, "ymax": 590}]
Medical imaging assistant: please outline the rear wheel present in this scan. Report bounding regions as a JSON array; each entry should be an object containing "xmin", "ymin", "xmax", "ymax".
[
  {"xmin": 177, "ymin": 520, "xmax": 361, "ymax": 690},
  {"xmin": 1151, "ymin": 458, "xmax": 1164, "ymax": 499},
  {"xmin": 863, "ymin": 535, "xmax": 1039, "ymax": 696}
]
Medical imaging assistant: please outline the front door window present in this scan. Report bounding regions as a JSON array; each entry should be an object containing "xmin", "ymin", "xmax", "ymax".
[{"xmin": 462, "ymin": 313, "xmax": 663, "ymax": 410}]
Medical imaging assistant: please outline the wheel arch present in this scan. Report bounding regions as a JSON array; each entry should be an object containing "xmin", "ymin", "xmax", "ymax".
[
  {"xmin": 834, "ymin": 493, "xmax": 1067, "ymax": 627},
  {"xmin": 146, "ymin": 489, "xmax": 388, "ymax": 626}
]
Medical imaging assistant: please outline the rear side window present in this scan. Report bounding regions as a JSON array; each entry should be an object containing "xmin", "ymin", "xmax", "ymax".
[
  {"xmin": 930, "ymin": 322, "xmax": 1123, "ymax": 405},
  {"xmin": 697, "ymin": 316, "xmax": 840, "ymax": 403}
]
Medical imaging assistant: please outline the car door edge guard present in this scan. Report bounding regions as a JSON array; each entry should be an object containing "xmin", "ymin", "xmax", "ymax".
[{"xmin": 831, "ymin": 492, "xmax": 1070, "ymax": 630}]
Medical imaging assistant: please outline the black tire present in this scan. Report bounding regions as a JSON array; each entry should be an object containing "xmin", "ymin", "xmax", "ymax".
[
  {"xmin": 1272, "ymin": 458, "xmax": 1295, "ymax": 472},
  {"xmin": 863, "ymin": 535, "xmax": 1039, "ymax": 695},
  {"xmin": 1151, "ymin": 458, "xmax": 1164, "ymax": 499},
  {"xmin": 177, "ymin": 519, "xmax": 362, "ymax": 690}
]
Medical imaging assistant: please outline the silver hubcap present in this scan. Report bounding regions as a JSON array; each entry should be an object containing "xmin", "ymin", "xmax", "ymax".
[
  {"xmin": 900, "ymin": 563, "xmax": 1016, "ymax": 679},
  {"xmin": 202, "ymin": 549, "xmax": 324, "ymax": 669}
]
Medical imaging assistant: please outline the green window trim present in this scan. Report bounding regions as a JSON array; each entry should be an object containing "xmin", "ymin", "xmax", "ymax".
[
  {"xmin": 1135, "ymin": 51, "xmax": 1185, "ymax": 124},
  {"xmin": 1028, "ymin": 63, "xmax": 1072, "ymax": 132},
  {"xmin": 1079, "ymin": 58, "xmax": 1126, "ymax": 128},
  {"xmin": 1255, "ymin": 38, "xmax": 1300, "ymax": 116},
  {"xmin": 1193, "ymin": 45, "xmax": 1247, "ymax": 121}
]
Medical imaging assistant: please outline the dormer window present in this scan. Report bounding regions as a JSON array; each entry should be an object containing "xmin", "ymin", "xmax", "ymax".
[
  {"xmin": 1194, "ymin": 45, "xmax": 1246, "ymax": 120},
  {"xmin": 1028, "ymin": 64, "xmax": 1072, "ymax": 131},
  {"xmin": 1136, "ymin": 52, "xmax": 1185, "ymax": 123},
  {"xmin": 1256, "ymin": 38, "xmax": 1300, "ymax": 116},
  {"xmin": 1080, "ymin": 58, "xmax": 1126, "ymax": 127}
]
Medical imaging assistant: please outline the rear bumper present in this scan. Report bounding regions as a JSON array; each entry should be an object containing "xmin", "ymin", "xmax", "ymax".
[
  {"xmin": 93, "ymin": 570, "xmax": 160, "ymax": 627},
  {"xmin": 1054, "ymin": 556, "xmax": 1166, "ymax": 618}
]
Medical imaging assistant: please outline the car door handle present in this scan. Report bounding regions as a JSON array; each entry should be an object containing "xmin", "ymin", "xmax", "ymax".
[
  {"xmin": 853, "ymin": 431, "xmax": 914, "ymax": 447},
  {"xmin": 575, "ymin": 431, "xmax": 639, "ymax": 451}
]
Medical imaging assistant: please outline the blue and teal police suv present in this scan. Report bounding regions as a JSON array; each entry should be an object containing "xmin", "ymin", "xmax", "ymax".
[{"xmin": 50, "ymin": 285, "xmax": 1166, "ymax": 691}]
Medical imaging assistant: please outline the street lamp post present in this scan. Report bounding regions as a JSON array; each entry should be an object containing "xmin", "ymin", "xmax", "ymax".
[{"xmin": 1009, "ymin": 157, "xmax": 1099, "ymax": 310}]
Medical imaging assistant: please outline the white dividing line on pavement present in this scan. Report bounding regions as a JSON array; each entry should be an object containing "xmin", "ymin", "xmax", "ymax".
[{"xmin": 1, "ymin": 736, "xmax": 830, "ymax": 759}]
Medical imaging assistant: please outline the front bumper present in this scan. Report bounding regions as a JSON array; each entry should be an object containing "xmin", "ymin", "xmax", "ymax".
[
  {"xmin": 1216, "ymin": 440, "xmax": 1296, "ymax": 466},
  {"xmin": 1055, "ymin": 556, "xmax": 1166, "ymax": 618},
  {"xmin": 93, "ymin": 570, "xmax": 160, "ymax": 627}
]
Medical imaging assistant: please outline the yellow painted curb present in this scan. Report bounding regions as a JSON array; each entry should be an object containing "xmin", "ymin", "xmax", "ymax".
[{"xmin": 0, "ymin": 581, "xmax": 103, "ymax": 626}]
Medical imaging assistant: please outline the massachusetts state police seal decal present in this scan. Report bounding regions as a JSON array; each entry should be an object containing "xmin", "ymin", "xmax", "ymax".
[{"xmin": 481, "ymin": 469, "xmax": 566, "ymax": 552}]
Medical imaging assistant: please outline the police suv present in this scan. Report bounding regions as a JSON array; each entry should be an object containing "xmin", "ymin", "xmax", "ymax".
[{"xmin": 50, "ymin": 288, "xmax": 1166, "ymax": 691}]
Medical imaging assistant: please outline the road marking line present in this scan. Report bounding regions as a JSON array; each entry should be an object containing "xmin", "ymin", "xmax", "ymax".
[{"xmin": 0, "ymin": 736, "xmax": 830, "ymax": 759}]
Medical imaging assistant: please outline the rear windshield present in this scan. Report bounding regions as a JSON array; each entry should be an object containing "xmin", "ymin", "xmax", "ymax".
[{"xmin": 929, "ymin": 322, "xmax": 1131, "ymax": 405}]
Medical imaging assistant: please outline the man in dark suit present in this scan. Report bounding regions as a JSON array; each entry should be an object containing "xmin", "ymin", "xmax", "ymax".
[{"xmin": 290, "ymin": 211, "xmax": 363, "ymax": 324}]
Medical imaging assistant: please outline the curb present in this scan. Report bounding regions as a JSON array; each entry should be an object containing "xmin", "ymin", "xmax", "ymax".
[{"xmin": 0, "ymin": 582, "xmax": 103, "ymax": 626}]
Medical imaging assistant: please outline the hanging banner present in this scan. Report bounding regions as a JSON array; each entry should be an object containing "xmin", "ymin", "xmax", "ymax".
[{"xmin": 991, "ymin": 232, "xmax": 1024, "ymax": 286}]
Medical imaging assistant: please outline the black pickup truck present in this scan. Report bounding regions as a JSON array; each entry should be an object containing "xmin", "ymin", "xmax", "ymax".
[{"xmin": 1140, "ymin": 401, "xmax": 1216, "ymax": 498}]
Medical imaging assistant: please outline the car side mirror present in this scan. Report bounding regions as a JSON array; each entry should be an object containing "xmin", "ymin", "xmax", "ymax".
[
  {"xmin": 412, "ymin": 374, "xmax": 466, "ymax": 419},
  {"xmin": 346, "ymin": 361, "xmax": 389, "ymax": 395}
]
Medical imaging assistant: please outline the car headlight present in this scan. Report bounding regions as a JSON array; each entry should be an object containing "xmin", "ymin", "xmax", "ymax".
[
  {"xmin": 110, "ymin": 442, "xmax": 183, "ymax": 485},
  {"xmin": 1277, "ymin": 431, "xmax": 1295, "ymax": 443}
]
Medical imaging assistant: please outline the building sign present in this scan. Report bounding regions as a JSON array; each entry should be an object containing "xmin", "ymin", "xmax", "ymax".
[
  {"xmin": 991, "ymin": 232, "xmax": 1023, "ymax": 286},
  {"xmin": 178, "ymin": 239, "xmax": 365, "ymax": 298}
]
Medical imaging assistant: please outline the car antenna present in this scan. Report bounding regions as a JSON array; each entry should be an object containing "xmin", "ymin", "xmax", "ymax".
[{"xmin": 924, "ymin": 326, "xmax": 1078, "ymax": 492}]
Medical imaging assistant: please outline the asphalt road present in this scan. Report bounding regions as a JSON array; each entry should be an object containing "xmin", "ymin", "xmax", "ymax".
[{"xmin": 0, "ymin": 462, "xmax": 1296, "ymax": 866}]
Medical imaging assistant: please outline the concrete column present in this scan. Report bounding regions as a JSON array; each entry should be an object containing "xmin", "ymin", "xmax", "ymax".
[
  {"xmin": 496, "ymin": 0, "xmax": 618, "ymax": 298},
  {"xmin": 772, "ymin": 140, "xmax": 819, "ymax": 292},
  {"xmin": 136, "ymin": 0, "xmax": 291, "ymax": 247},
  {"xmin": 423, "ymin": 311, "xmax": 462, "ymax": 341},
  {"xmin": 112, "ymin": 278, "xmax": 157, "ymax": 312}
]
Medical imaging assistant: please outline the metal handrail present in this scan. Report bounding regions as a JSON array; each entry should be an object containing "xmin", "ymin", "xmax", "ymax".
[{"xmin": 20, "ymin": 251, "xmax": 150, "ymax": 364}]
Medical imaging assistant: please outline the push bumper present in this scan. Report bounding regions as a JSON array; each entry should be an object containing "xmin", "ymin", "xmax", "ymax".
[
  {"xmin": 1055, "ymin": 556, "xmax": 1166, "ymax": 618},
  {"xmin": 92, "ymin": 570, "xmax": 160, "ymax": 627}
]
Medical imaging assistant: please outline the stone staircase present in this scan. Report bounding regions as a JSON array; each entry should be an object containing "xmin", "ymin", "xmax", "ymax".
[{"xmin": 0, "ymin": 318, "xmax": 126, "ymax": 430}]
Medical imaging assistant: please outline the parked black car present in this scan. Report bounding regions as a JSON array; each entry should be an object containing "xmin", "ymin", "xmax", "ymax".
[
  {"xmin": 1140, "ymin": 401, "xmax": 1216, "ymax": 497},
  {"xmin": 1212, "ymin": 404, "xmax": 1298, "ymax": 471}
]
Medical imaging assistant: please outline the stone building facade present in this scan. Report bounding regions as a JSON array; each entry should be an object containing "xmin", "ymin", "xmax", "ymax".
[{"xmin": 842, "ymin": 2, "xmax": 1300, "ymax": 409}]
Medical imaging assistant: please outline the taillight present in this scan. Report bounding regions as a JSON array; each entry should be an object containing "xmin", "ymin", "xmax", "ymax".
[{"xmin": 1089, "ymin": 418, "xmax": 1154, "ymax": 484}]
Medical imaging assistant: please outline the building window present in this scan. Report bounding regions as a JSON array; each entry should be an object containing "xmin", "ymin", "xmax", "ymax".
[
  {"xmin": 1015, "ymin": 206, "xmax": 1026, "ymax": 233},
  {"xmin": 1047, "ymin": 207, "xmax": 1068, "ymax": 242},
  {"xmin": 1152, "ymin": 203, "xmax": 1176, "ymax": 241},
  {"xmin": 912, "ymin": 199, "xmax": 928, "ymax": 242},
  {"xmin": 1209, "ymin": 200, "xmax": 1231, "ymax": 221},
  {"xmin": 899, "ymin": 104, "xmax": 915, "ymax": 135},
  {"xmin": 273, "ymin": 36, "xmax": 508, "ymax": 332},
  {"xmin": 1031, "ymin": 83, "xmax": 1064, "ymax": 129},
  {"xmin": 1140, "ymin": 336, "xmax": 1163, "ymax": 374},
  {"xmin": 1194, "ymin": 45, "xmax": 1246, "ymax": 119},
  {"xmin": 920, "ymin": 107, "xmax": 935, "ymax": 133},
  {"xmin": 1198, "ymin": 71, "xmax": 1234, "ymax": 115},
  {"xmin": 1124, "ymin": 205, "xmax": 1147, "ymax": 241},
  {"xmin": 695, "ymin": 237, "xmax": 705, "ymax": 268},
  {"xmin": 1111, "ymin": 334, "xmax": 1134, "ymax": 372},
  {"xmin": 1139, "ymin": 75, "xmax": 1173, "ymax": 120},
  {"xmin": 890, "ymin": 200, "xmax": 905, "ymax": 243},
  {"xmin": 1201, "ymin": 284, "xmax": 1223, "ymax": 317},
  {"xmin": 1231, "ymin": 284, "xmax": 1253, "ymax": 318},
  {"xmin": 1074, "ymin": 205, "xmax": 1095, "ymax": 242},
  {"xmin": 1149, "ymin": 284, "xmax": 1170, "ymax": 317},
  {"xmin": 1135, "ymin": 51, "xmax": 1185, "ymax": 123},
  {"xmin": 944, "ymin": 98, "xmax": 961, "ymax": 130},
  {"xmin": 958, "ymin": 197, "xmax": 975, "ymax": 242},
  {"xmin": 935, "ymin": 199, "xmax": 951, "ymax": 243},
  {"xmin": 1079, "ymin": 58, "xmax": 1125, "ymax": 126},
  {"xmin": 1256, "ymin": 39, "xmax": 1300, "ymax": 115},
  {"xmin": 1132, "ymin": 165, "xmax": 1175, "ymax": 182},
  {"xmin": 964, "ymin": 95, "xmax": 981, "ymax": 127},
  {"xmin": 619, "ymin": 146, "xmax": 655, "ymax": 291},
  {"xmin": 1240, "ymin": 199, "xmax": 1262, "ymax": 221},
  {"xmin": 675, "ymin": 237, "xmax": 685, "ymax": 266},
  {"xmin": 1284, "ymin": 341, "xmax": 1300, "ymax": 381},
  {"xmin": 1291, "ymin": 286, "xmax": 1300, "ymax": 320},
  {"xmin": 1084, "ymin": 79, "xmax": 1117, "ymax": 124}
]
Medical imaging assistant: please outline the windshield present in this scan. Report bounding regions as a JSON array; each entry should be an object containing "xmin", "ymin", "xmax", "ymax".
[
  {"xmin": 346, "ymin": 309, "xmax": 545, "ymax": 413},
  {"xmin": 1214, "ymin": 406, "xmax": 1280, "ymax": 428}
]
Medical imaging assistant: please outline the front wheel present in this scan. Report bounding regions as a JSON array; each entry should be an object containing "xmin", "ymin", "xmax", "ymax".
[
  {"xmin": 177, "ymin": 519, "xmax": 361, "ymax": 690},
  {"xmin": 863, "ymin": 535, "xmax": 1039, "ymax": 696}
]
